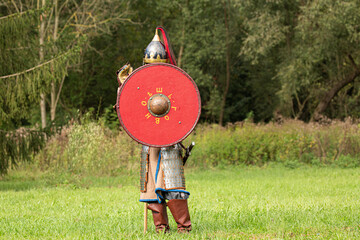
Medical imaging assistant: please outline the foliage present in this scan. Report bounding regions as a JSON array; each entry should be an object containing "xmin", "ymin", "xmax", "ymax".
[
  {"xmin": 0, "ymin": 9, "xmax": 41, "ymax": 74},
  {"xmin": 33, "ymin": 120, "xmax": 139, "ymax": 175},
  {"xmin": 0, "ymin": 4, "xmax": 82, "ymax": 173},
  {"xmin": 189, "ymin": 120, "xmax": 360, "ymax": 168},
  {"xmin": 240, "ymin": 0, "xmax": 360, "ymax": 120},
  {"xmin": 3, "ymin": 0, "xmax": 360, "ymax": 174},
  {"xmin": 178, "ymin": 0, "xmax": 245, "ymax": 123},
  {"xmin": 0, "ymin": 0, "xmax": 133, "ymax": 171},
  {"xmin": 0, "ymin": 5, "xmax": 84, "ymax": 125},
  {"xmin": 14, "ymin": 119, "xmax": 359, "ymax": 177},
  {"xmin": 2, "ymin": 0, "xmax": 360, "ymax": 126},
  {"xmin": 0, "ymin": 47, "xmax": 81, "ymax": 124},
  {"xmin": 1, "ymin": 167, "xmax": 360, "ymax": 238},
  {"xmin": 0, "ymin": 128, "xmax": 46, "ymax": 175}
]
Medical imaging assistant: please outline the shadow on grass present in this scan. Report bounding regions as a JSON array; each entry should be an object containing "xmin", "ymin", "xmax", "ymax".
[
  {"xmin": 0, "ymin": 179, "xmax": 47, "ymax": 191},
  {"xmin": 0, "ymin": 171, "xmax": 138, "ymax": 192}
]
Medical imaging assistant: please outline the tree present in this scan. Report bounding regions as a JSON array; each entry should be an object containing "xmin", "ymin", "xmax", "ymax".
[
  {"xmin": 295, "ymin": 1, "xmax": 360, "ymax": 120},
  {"xmin": 1, "ymin": 0, "xmax": 132, "ymax": 128},
  {"xmin": 0, "ymin": 0, "xmax": 132, "ymax": 174},
  {"xmin": 0, "ymin": 6, "xmax": 80, "ymax": 127},
  {"xmin": 240, "ymin": 0, "xmax": 360, "ymax": 121},
  {"xmin": 177, "ymin": 0, "xmax": 242, "ymax": 124}
]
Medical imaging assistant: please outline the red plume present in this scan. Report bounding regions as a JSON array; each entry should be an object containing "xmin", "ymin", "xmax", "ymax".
[{"xmin": 156, "ymin": 26, "xmax": 177, "ymax": 66}]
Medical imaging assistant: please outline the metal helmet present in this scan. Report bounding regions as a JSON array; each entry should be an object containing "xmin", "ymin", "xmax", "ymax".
[{"xmin": 143, "ymin": 29, "xmax": 168, "ymax": 64}]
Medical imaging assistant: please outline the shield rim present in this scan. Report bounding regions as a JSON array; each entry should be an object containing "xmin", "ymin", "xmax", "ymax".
[{"xmin": 117, "ymin": 63, "xmax": 201, "ymax": 147}]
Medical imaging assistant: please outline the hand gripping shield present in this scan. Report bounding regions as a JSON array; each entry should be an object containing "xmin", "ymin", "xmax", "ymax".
[{"xmin": 117, "ymin": 63, "xmax": 201, "ymax": 147}]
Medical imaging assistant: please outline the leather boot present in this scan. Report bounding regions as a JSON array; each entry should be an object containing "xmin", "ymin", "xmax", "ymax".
[
  {"xmin": 147, "ymin": 202, "xmax": 170, "ymax": 233},
  {"xmin": 167, "ymin": 199, "xmax": 192, "ymax": 233}
]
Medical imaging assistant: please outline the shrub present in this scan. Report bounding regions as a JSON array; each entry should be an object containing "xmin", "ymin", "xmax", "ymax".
[
  {"xmin": 188, "ymin": 120, "xmax": 360, "ymax": 167},
  {"xmin": 32, "ymin": 119, "xmax": 360, "ymax": 175},
  {"xmin": 34, "ymin": 122, "xmax": 140, "ymax": 175}
]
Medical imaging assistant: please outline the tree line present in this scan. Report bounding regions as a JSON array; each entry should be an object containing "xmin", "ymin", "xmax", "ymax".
[
  {"xmin": 1, "ymin": 0, "xmax": 360, "ymax": 173},
  {"xmin": 2, "ymin": 0, "xmax": 360, "ymax": 130}
]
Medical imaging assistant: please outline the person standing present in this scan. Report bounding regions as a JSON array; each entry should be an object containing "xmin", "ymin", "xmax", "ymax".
[{"xmin": 116, "ymin": 27, "xmax": 192, "ymax": 233}]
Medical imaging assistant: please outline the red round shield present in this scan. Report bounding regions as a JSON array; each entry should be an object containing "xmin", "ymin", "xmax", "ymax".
[{"xmin": 117, "ymin": 63, "xmax": 201, "ymax": 147}]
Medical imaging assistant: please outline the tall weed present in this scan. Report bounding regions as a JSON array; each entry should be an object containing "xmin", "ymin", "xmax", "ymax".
[
  {"xmin": 32, "ymin": 119, "xmax": 360, "ymax": 175},
  {"xmin": 188, "ymin": 120, "xmax": 360, "ymax": 167},
  {"xmin": 34, "ymin": 122, "xmax": 139, "ymax": 175}
]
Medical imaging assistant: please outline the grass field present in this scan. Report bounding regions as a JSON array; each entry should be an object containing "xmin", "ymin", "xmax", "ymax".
[{"xmin": 1, "ymin": 166, "xmax": 360, "ymax": 239}]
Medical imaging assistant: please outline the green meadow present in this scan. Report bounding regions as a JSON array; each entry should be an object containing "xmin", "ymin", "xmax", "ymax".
[
  {"xmin": 3, "ymin": 1, "xmax": 360, "ymax": 239},
  {"xmin": 1, "ymin": 167, "xmax": 359, "ymax": 239}
]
